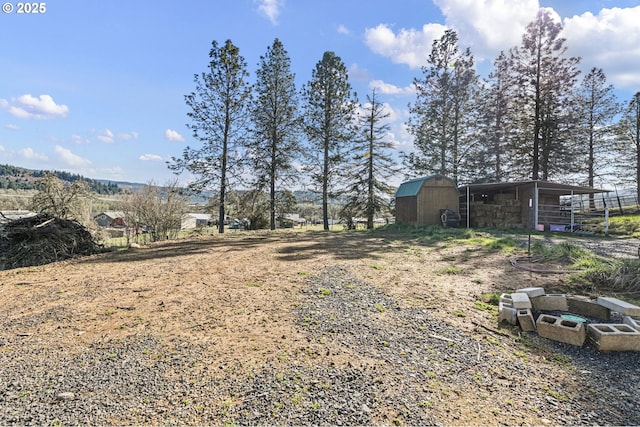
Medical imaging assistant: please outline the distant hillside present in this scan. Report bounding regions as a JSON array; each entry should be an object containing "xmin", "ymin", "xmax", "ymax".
[{"xmin": 0, "ymin": 164, "xmax": 121, "ymax": 195}]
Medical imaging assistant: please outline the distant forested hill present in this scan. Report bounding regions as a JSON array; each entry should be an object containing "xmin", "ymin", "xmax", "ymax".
[{"xmin": 0, "ymin": 164, "xmax": 121, "ymax": 195}]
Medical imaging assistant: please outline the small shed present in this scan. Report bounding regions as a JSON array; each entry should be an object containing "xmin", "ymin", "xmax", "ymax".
[{"xmin": 395, "ymin": 175, "xmax": 460, "ymax": 226}]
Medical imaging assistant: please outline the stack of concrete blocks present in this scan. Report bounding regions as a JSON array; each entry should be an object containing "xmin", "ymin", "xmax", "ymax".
[
  {"xmin": 498, "ymin": 289, "xmax": 536, "ymax": 332},
  {"xmin": 586, "ymin": 297, "xmax": 640, "ymax": 352},
  {"xmin": 498, "ymin": 288, "xmax": 640, "ymax": 351}
]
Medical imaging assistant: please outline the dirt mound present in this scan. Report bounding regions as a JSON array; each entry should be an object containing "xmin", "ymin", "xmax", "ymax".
[{"xmin": 0, "ymin": 213, "xmax": 102, "ymax": 270}]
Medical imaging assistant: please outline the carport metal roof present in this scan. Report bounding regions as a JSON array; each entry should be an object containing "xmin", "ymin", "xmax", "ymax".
[{"xmin": 458, "ymin": 180, "xmax": 609, "ymax": 195}]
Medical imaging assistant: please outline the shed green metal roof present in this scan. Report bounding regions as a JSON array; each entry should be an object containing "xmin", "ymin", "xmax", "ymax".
[{"xmin": 395, "ymin": 175, "xmax": 457, "ymax": 198}]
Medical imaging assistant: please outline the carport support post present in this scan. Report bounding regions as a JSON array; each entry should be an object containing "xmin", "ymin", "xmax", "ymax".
[
  {"xmin": 570, "ymin": 190, "xmax": 575, "ymax": 232},
  {"xmin": 466, "ymin": 186, "xmax": 470, "ymax": 228},
  {"xmin": 534, "ymin": 181, "xmax": 539, "ymax": 230}
]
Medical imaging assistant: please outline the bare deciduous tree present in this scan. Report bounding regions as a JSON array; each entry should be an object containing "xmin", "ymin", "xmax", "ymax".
[{"xmin": 124, "ymin": 180, "xmax": 188, "ymax": 242}]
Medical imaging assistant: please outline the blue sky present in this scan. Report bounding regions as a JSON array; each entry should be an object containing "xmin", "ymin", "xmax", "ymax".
[{"xmin": 1, "ymin": 0, "xmax": 639, "ymax": 186}]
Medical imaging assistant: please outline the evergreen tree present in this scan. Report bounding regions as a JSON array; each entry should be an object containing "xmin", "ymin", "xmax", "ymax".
[
  {"xmin": 509, "ymin": 9, "xmax": 581, "ymax": 180},
  {"xmin": 406, "ymin": 29, "xmax": 478, "ymax": 183},
  {"xmin": 474, "ymin": 51, "xmax": 517, "ymax": 182},
  {"xmin": 614, "ymin": 92, "xmax": 640, "ymax": 202},
  {"xmin": 169, "ymin": 39, "xmax": 252, "ymax": 233},
  {"xmin": 573, "ymin": 68, "xmax": 620, "ymax": 206},
  {"xmin": 342, "ymin": 89, "xmax": 397, "ymax": 229},
  {"xmin": 248, "ymin": 38, "xmax": 301, "ymax": 230},
  {"xmin": 301, "ymin": 51, "xmax": 358, "ymax": 231}
]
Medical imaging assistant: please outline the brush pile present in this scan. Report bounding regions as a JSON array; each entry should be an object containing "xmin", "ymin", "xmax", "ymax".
[{"xmin": 0, "ymin": 213, "xmax": 101, "ymax": 270}]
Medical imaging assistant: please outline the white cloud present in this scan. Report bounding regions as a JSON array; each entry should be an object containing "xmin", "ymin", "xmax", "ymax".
[
  {"xmin": 562, "ymin": 6, "xmax": 640, "ymax": 91},
  {"xmin": 0, "ymin": 145, "xmax": 4, "ymax": 152},
  {"xmin": 139, "ymin": 154, "xmax": 163, "ymax": 162},
  {"xmin": 19, "ymin": 147, "xmax": 48, "ymax": 161},
  {"xmin": 255, "ymin": 0, "xmax": 284, "ymax": 25},
  {"xmin": 337, "ymin": 24, "xmax": 350, "ymax": 35},
  {"xmin": 97, "ymin": 129, "xmax": 115, "ymax": 144},
  {"xmin": 71, "ymin": 134, "xmax": 90, "ymax": 144},
  {"xmin": 165, "ymin": 128, "xmax": 185, "ymax": 142},
  {"xmin": 0, "ymin": 94, "xmax": 69, "ymax": 120},
  {"xmin": 348, "ymin": 63, "xmax": 371, "ymax": 82},
  {"xmin": 364, "ymin": 23, "xmax": 448, "ymax": 68},
  {"xmin": 117, "ymin": 131, "xmax": 139, "ymax": 141},
  {"xmin": 433, "ymin": 0, "xmax": 540, "ymax": 60},
  {"xmin": 4, "ymin": 124, "xmax": 19, "ymax": 130},
  {"xmin": 54, "ymin": 145, "xmax": 91, "ymax": 167},
  {"xmin": 369, "ymin": 80, "xmax": 415, "ymax": 97}
]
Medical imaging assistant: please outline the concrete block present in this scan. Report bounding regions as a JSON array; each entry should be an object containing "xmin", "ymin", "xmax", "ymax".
[
  {"xmin": 516, "ymin": 287, "xmax": 545, "ymax": 298},
  {"xmin": 511, "ymin": 292, "xmax": 532, "ymax": 309},
  {"xmin": 499, "ymin": 301, "xmax": 517, "ymax": 325},
  {"xmin": 587, "ymin": 323, "xmax": 640, "ymax": 352},
  {"xmin": 517, "ymin": 308, "xmax": 536, "ymax": 332},
  {"xmin": 567, "ymin": 296, "xmax": 611, "ymax": 321},
  {"xmin": 597, "ymin": 297, "xmax": 640, "ymax": 317},
  {"xmin": 531, "ymin": 294, "xmax": 568, "ymax": 312},
  {"xmin": 536, "ymin": 314, "xmax": 586, "ymax": 346},
  {"xmin": 500, "ymin": 293, "xmax": 513, "ymax": 305},
  {"xmin": 623, "ymin": 316, "xmax": 640, "ymax": 332}
]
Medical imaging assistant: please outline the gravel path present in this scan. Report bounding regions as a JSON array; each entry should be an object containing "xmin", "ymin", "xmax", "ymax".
[
  {"xmin": 2, "ymin": 265, "xmax": 639, "ymax": 425},
  {"xmin": 514, "ymin": 233, "xmax": 639, "ymax": 258}
]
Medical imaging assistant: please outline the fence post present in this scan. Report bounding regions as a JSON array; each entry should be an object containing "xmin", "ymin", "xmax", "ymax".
[{"xmin": 604, "ymin": 207, "xmax": 609, "ymax": 236}]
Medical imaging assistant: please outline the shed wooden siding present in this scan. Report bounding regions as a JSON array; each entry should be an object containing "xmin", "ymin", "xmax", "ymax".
[
  {"xmin": 395, "ymin": 196, "xmax": 417, "ymax": 224},
  {"xmin": 395, "ymin": 175, "xmax": 459, "ymax": 226}
]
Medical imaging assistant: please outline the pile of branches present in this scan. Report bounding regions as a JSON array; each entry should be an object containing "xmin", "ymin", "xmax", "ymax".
[{"xmin": 0, "ymin": 213, "xmax": 102, "ymax": 270}]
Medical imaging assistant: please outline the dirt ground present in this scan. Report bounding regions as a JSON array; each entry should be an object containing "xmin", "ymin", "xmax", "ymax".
[{"xmin": 0, "ymin": 229, "xmax": 588, "ymax": 424}]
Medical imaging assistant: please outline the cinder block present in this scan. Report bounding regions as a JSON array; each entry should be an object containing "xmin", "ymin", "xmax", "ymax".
[
  {"xmin": 536, "ymin": 314, "xmax": 586, "ymax": 346},
  {"xmin": 623, "ymin": 316, "xmax": 640, "ymax": 332},
  {"xmin": 597, "ymin": 297, "xmax": 640, "ymax": 317},
  {"xmin": 517, "ymin": 308, "xmax": 536, "ymax": 332},
  {"xmin": 511, "ymin": 292, "xmax": 532, "ymax": 309},
  {"xmin": 531, "ymin": 294, "xmax": 568, "ymax": 312},
  {"xmin": 587, "ymin": 323, "xmax": 640, "ymax": 352},
  {"xmin": 500, "ymin": 293, "xmax": 513, "ymax": 305},
  {"xmin": 567, "ymin": 296, "xmax": 611, "ymax": 321},
  {"xmin": 516, "ymin": 287, "xmax": 546, "ymax": 298},
  {"xmin": 499, "ymin": 301, "xmax": 517, "ymax": 325}
]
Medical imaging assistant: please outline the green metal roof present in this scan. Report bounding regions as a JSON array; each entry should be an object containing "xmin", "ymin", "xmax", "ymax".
[{"xmin": 395, "ymin": 175, "xmax": 457, "ymax": 198}]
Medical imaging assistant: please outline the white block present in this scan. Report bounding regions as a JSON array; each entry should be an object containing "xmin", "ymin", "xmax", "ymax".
[
  {"xmin": 516, "ymin": 287, "xmax": 545, "ymax": 298},
  {"xmin": 597, "ymin": 297, "xmax": 640, "ymax": 317},
  {"xmin": 511, "ymin": 292, "xmax": 532, "ymax": 309}
]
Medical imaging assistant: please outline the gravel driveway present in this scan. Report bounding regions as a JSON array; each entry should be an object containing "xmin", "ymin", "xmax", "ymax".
[{"xmin": 514, "ymin": 233, "xmax": 639, "ymax": 258}]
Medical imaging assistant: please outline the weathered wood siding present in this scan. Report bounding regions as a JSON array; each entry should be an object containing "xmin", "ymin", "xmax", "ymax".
[
  {"xmin": 416, "ymin": 180, "xmax": 459, "ymax": 225},
  {"xmin": 396, "ymin": 195, "xmax": 418, "ymax": 225},
  {"xmin": 396, "ymin": 176, "xmax": 459, "ymax": 226}
]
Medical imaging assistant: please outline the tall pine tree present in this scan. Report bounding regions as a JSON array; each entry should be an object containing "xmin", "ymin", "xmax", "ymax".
[
  {"xmin": 169, "ymin": 39, "xmax": 252, "ymax": 233},
  {"xmin": 573, "ymin": 68, "xmax": 620, "ymax": 206},
  {"xmin": 509, "ymin": 9, "xmax": 581, "ymax": 180},
  {"xmin": 248, "ymin": 38, "xmax": 301, "ymax": 230},
  {"xmin": 342, "ymin": 89, "xmax": 397, "ymax": 229},
  {"xmin": 406, "ymin": 29, "xmax": 478, "ymax": 184},
  {"xmin": 301, "ymin": 51, "xmax": 358, "ymax": 231},
  {"xmin": 615, "ymin": 92, "xmax": 640, "ymax": 202}
]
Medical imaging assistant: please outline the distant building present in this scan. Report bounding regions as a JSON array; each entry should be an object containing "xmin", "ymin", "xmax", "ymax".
[
  {"xmin": 181, "ymin": 213, "xmax": 212, "ymax": 229},
  {"xmin": 94, "ymin": 211, "xmax": 127, "ymax": 228},
  {"xmin": 279, "ymin": 213, "xmax": 306, "ymax": 228}
]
